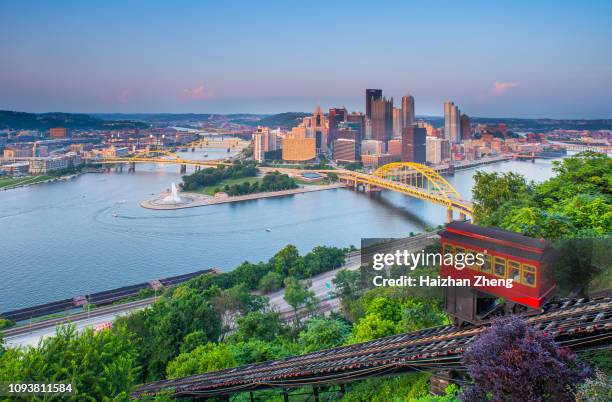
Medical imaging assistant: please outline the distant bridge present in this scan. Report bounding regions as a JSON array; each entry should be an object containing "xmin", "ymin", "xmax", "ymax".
[
  {"xmin": 86, "ymin": 150, "xmax": 231, "ymax": 173},
  {"xmin": 555, "ymin": 143, "xmax": 611, "ymax": 154},
  {"xmin": 339, "ymin": 162, "xmax": 473, "ymax": 222}
]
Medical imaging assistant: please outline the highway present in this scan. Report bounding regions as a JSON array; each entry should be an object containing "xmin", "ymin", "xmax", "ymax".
[
  {"xmin": 3, "ymin": 233, "xmax": 437, "ymax": 348},
  {"xmin": 3, "ymin": 298, "xmax": 154, "ymax": 348},
  {"xmin": 269, "ymin": 233, "xmax": 438, "ymax": 317}
]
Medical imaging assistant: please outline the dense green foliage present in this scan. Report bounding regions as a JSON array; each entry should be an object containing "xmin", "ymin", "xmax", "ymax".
[
  {"xmin": 0, "ymin": 324, "xmax": 139, "ymax": 401},
  {"xmin": 340, "ymin": 374, "xmax": 431, "ymax": 402},
  {"xmin": 348, "ymin": 288, "xmax": 448, "ymax": 343},
  {"xmin": 181, "ymin": 161, "xmax": 257, "ymax": 191},
  {"xmin": 112, "ymin": 244, "xmax": 345, "ymax": 383},
  {"xmin": 220, "ymin": 171, "xmax": 297, "ymax": 196},
  {"xmin": 472, "ymin": 152, "xmax": 611, "ymax": 237}
]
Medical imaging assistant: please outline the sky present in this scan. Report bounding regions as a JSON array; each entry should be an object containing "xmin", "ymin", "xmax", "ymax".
[{"xmin": 1, "ymin": 1, "xmax": 611, "ymax": 118}]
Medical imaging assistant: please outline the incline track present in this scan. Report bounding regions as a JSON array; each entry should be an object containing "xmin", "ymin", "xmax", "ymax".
[{"xmin": 133, "ymin": 294, "xmax": 612, "ymax": 399}]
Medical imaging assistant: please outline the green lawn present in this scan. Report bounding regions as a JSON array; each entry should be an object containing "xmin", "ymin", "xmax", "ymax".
[
  {"xmin": 192, "ymin": 176, "xmax": 263, "ymax": 195},
  {"xmin": 0, "ymin": 175, "xmax": 52, "ymax": 189}
]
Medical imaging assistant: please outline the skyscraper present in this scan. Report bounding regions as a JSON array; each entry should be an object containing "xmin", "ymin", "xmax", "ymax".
[
  {"xmin": 460, "ymin": 114, "xmax": 471, "ymax": 141},
  {"xmin": 253, "ymin": 127, "xmax": 267, "ymax": 162},
  {"xmin": 392, "ymin": 107, "xmax": 402, "ymax": 137},
  {"xmin": 444, "ymin": 101, "xmax": 461, "ymax": 144},
  {"xmin": 401, "ymin": 95, "xmax": 415, "ymax": 128},
  {"xmin": 328, "ymin": 107, "xmax": 348, "ymax": 148},
  {"xmin": 365, "ymin": 89, "xmax": 382, "ymax": 119},
  {"xmin": 302, "ymin": 106, "xmax": 329, "ymax": 154},
  {"xmin": 347, "ymin": 112, "xmax": 365, "ymax": 140},
  {"xmin": 401, "ymin": 125, "xmax": 426, "ymax": 163},
  {"xmin": 371, "ymin": 96, "xmax": 393, "ymax": 143}
]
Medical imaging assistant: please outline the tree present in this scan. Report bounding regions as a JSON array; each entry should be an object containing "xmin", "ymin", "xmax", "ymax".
[
  {"xmin": 180, "ymin": 330, "xmax": 208, "ymax": 353},
  {"xmin": 462, "ymin": 316, "xmax": 590, "ymax": 402},
  {"xmin": 400, "ymin": 299, "xmax": 448, "ymax": 332},
  {"xmin": 298, "ymin": 317, "xmax": 352, "ymax": 353},
  {"xmin": 472, "ymin": 171, "xmax": 531, "ymax": 225},
  {"xmin": 166, "ymin": 343, "xmax": 236, "ymax": 379},
  {"xmin": 231, "ymin": 311, "xmax": 285, "ymax": 343},
  {"xmin": 0, "ymin": 324, "xmax": 139, "ymax": 400},
  {"xmin": 303, "ymin": 246, "xmax": 345, "ymax": 277},
  {"xmin": 283, "ymin": 277, "xmax": 317, "ymax": 328},
  {"xmin": 258, "ymin": 271, "xmax": 283, "ymax": 293},
  {"xmin": 230, "ymin": 339, "xmax": 296, "ymax": 365},
  {"xmin": 270, "ymin": 245, "xmax": 304, "ymax": 277}
]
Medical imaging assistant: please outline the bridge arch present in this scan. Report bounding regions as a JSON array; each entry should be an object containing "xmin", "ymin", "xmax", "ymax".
[{"xmin": 345, "ymin": 162, "xmax": 473, "ymax": 221}]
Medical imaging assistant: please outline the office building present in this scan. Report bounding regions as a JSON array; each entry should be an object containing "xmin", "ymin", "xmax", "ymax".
[
  {"xmin": 360, "ymin": 139, "xmax": 385, "ymax": 156},
  {"xmin": 401, "ymin": 125, "xmax": 427, "ymax": 163},
  {"xmin": 253, "ymin": 127, "xmax": 267, "ymax": 162},
  {"xmin": 328, "ymin": 107, "xmax": 348, "ymax": 147},
  {"xmin": 460, "ymin": 114, "xmax": 471, "ymax": 140},
  {"xmin": 282, "ymin": 137, "xmax": 316, "ymax": 162},
  {"xmin": 371, "ymin": 96, "xmax": 393, "ymax": 143},
  {"xmin": 387, "ymin": 138, "xmax": 402, "ymax": 157},
  {"xmin": 365, "ymin": 89, "xmax": 382, "ymax": 119},
  {"xmin": 393, "ymin": 107, "xmax": 402, "ymax": 137},
  {"xmin": 444, "ymin": 101, "xmax": 461, "ymax": 143},
  {"xmin": 426, "ymin": 137, "xmax": 451, "ymax": 164},
  {"xmin": 361, "ymin": 153, "xmax": 398, "ymax": 168},
  {"xmin": 302, "ymin": 106, "xmax": 328, "ymax": 154},
  {"xmin": 49, "ymin": 127, "xmax": 68, "ymax": 139},
  {"xmin": 332, "ymin": 139, "xmax": 359, "ymax": 162},
  {"xmin": 401, "ymin": 94, "xmax": 415, "ymax": 127},
  {"xmin": 346, "ymin": 112, "xmax": 365, "ymax": 140}
]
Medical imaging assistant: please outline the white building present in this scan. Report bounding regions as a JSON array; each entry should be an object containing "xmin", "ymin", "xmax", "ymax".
[
  {"xmin": 361, "ymin": 139, "xmax": 385, "ymax": 156},
  {"xmin": 426, "ymin": 137, "xmax": 450, "ymax": 164}
]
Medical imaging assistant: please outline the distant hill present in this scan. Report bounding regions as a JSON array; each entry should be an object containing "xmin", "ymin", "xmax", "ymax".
[
  {"xmin": 94, "ymin": 113, "xmax": 265, "ymax": 123},
  {"xmin": 243, "ymin": 112, "xmax": 309, "ymax": 129},
  {"xmin": 0, "ymin": 111, "xmax": 148, "ymax": 130}
]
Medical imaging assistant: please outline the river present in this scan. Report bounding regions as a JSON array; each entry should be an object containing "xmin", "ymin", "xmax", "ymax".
[{"xmin": 0, "ymin": 151, "xmax": 563, "ymax": 311}]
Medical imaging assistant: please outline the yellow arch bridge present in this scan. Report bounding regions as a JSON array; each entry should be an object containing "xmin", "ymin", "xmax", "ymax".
[{"xmin": 340, "ymin": 162, "xmax": 473, "ymax": 222}]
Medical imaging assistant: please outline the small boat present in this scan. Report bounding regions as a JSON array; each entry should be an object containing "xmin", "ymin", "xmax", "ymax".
[
  {"xmin": 112, "ymin": 213, "xmax": 118, "ymax": 217},
  {"xmin": 265, "ymin": 228, "xmax": 272, "ymax": 232}
]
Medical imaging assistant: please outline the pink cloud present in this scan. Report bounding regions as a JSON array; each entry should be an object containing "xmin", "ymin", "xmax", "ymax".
[
  {"xmin": 180, "ymin": 85, "xmax": 215, "ymax": 101},
  {"xmin": 117, "ymin": 89, "xmax": 132, "ymax": 103},
  {"xmin": 491, "ymin": 82, "xmax": 518, "ymax": 95}
]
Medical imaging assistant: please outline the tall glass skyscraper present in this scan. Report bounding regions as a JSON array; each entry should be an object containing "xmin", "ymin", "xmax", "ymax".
[{"xmin": 444, "ymin": 101, "xmax": 461, "ymax": 143}]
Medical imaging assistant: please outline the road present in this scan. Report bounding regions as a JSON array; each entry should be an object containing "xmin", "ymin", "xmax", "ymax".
[
  {"xmin": 268, "ymin": 233, "xmax": 438, "ymax": 316},
  {"xmin": 3, "ymin": 233, "xmax": 437, "ymax": 347},
  {"xmin": 2, "ymin": 298, "xmax": 154, "ymax": 348}
]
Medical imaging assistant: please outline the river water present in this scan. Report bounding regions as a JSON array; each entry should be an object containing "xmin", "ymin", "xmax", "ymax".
[{"xmin": 0, "ymin": 151, "xmax": 562, "ymax": 311}]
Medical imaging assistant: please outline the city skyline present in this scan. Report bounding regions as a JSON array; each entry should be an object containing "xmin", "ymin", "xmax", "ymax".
[{"xmin": 1, "ymin": 1, "xmax": 611, "ymax": 118}]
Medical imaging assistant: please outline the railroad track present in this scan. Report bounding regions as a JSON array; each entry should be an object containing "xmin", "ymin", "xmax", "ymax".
[{"xmin": 133, "ymin": 294, "xmax": 612, "ymax": 399}]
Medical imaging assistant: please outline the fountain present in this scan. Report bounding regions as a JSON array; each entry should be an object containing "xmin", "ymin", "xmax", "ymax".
[
  {"xmin": 161, "ymin": 182, "xmax": 183, "ymax": 204},
  {"xmin": 141, "ymin": 181, "xmax": 208, "ymax": 209}
]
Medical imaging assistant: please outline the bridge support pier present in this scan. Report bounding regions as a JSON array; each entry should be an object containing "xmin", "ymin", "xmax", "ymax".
[
  {"xmin": 180, "ymin": 164, "xmax": 187, "ymax": 174},
  {"xmin": 446, "ymin": 208, "xmax": 453, "ymax": 223}
]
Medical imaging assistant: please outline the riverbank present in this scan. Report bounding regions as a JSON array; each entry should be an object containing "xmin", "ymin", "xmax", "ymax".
[
  {"xmin": 141, "ymin": 182, "xmax": 347, "ymax": 210},
  {"xmin": 0, "ymin": 167, "xmax": 107, "ymax": 191}
]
